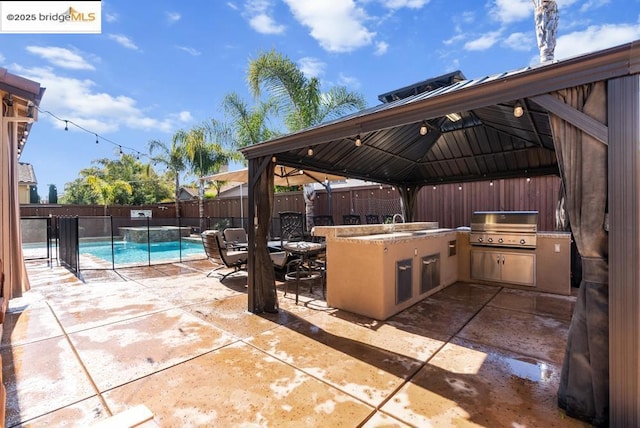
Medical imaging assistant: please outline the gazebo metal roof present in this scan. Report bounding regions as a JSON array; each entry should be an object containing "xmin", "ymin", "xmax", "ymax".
[{"xmin": 240, "ymin": 42, "xmax": 636, "ymax": 187}]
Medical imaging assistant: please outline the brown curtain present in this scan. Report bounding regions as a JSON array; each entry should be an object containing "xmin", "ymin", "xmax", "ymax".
[
  {"xmin": 398, "ymin": 185, "xmax": 422, "ymax": 222},
  {"xmin": 252, "ymin": 159, "xmax": 278, "ymax": 313},
  {"xmin": 1, "ymin": 117, "xmax": 31, "ymax": 315},
  {"xmin": 550, "ymin": 82, "xmax": 609, "ymax": 427}
]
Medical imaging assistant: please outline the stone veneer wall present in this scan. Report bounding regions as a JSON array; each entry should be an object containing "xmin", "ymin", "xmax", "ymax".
[{"xmin": 119, "ymin": 226, "xmax": 191, "ymax": 243}]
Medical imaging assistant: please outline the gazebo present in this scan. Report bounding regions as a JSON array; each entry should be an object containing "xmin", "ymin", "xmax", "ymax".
[{"xmin": 239, "ymin": 41, "xmax": 640, "ymax": 426}]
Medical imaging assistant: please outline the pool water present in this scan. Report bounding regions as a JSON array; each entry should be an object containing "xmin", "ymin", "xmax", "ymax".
[{"xmin": 80, "ymin": 239, "xmax": 205, "ymax": 264}]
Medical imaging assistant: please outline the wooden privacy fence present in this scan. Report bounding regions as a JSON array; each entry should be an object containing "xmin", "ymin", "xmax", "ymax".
[{"xmin": 21, "ymin": 176, "xmax": 562, "ymax": 232}]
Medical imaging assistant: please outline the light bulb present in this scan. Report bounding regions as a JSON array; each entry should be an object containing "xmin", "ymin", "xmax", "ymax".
[
  {"xmin": 514, "ymin": 103, "xmax": 524, "ymax": 118},
  {"xmin": 307, "ymin": 147, "xmax": 313, "ymax": 156},
  {"xmin": 420, "ymin": 123, "xmax": 428, "ymax": 135}
]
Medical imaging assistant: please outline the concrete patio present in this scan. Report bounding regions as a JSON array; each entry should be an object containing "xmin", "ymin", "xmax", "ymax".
[{"xmin": 1, "ymin": 259, "xmax": 589, "ymax": 427}]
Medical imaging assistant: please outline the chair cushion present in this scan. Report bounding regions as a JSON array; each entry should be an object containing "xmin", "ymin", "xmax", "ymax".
[
  {"xmin": 225, "ymin": 249, "xmax": 247, "ymax": 264},
  {"xmin": 270, "ymin": 251, "xmax": 288, "ymax": 269}
]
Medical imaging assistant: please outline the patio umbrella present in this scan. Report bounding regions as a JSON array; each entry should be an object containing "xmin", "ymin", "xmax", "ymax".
[
  {"xmin": 200, "ymin": 165, "xmax": 346, "ymax": 187},
  {"xmin": 200, "ymin": 166, "xmax": 346, "ymax": 224}
]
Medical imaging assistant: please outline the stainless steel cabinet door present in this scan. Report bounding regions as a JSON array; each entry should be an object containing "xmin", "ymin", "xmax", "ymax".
[
  {"xmin": 501, "ymin": 252, "xmax": 536, "ymax": 286},
  {"xmin": 470, "ymin": 250, "xmax": 502, "ymax": 282}
]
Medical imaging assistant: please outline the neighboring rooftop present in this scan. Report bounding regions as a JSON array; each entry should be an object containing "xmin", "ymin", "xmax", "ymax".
[{"xmin": 17, "ymin": 162, "xmax": 37, "ymax": 184}]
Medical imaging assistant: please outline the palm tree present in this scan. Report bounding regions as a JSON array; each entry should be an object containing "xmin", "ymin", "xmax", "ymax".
[
  {"xmin": 175, "ymin": 122, "xmax": 239, "ymax": 229},
  {"xmin": 221, "ymin": 92, "xmax": 279, "ymax": 148},
  {"xmin": 148, "ymin": 136, "xmax": 187, "ymax": 218},
  {"xmin": 247, "ymin": 49, "xmax": 366, "ymax": 132},
  {"xmin": 247, "ymin": 49, "xmax": 367, "ymax": 225}
]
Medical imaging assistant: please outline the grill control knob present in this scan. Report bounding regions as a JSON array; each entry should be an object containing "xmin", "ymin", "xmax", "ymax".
[
  {"xmin": 520, "ymin": 238, "xmax": 526, "ymax": 245},
  {"xmin": 487, "ymin": 237, "xmax": 493, "ymax": 243},
  {"xmin": 477, "ymin": 237, "xmax": 483, "ymax": 242},
  {"xmin": 498, "ymin": 238, "xmax": 504, "ymax": 243}
]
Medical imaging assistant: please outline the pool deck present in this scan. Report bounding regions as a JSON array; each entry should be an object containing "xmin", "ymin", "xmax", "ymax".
[{"xmin": 1, "ymin": 259, "xmax": 589, "ymax": 427}]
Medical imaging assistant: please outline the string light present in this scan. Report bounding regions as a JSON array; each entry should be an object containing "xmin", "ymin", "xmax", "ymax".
[{"xmin": 34, "ymin": 105, "xmax": 148, "ymax": 160}]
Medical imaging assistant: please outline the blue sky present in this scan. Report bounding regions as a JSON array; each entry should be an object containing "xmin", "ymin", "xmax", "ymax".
[{"xmin": 2, "ymin": 0, "xmax": 639, "ymax": 198}]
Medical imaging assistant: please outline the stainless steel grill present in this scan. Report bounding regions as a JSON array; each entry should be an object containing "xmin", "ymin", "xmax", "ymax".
[{"xmin": 470, "ymin": 211, "xmax": 538, "ymax": 249}]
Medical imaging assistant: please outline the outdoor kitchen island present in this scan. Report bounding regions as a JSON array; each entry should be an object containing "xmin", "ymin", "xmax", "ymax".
[{"xmin": 312, "ymin": 222, "xmax": 459, "ymax": 320}]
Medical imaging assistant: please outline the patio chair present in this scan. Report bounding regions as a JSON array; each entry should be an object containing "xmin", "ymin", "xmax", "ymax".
[
  {"xmin": 342, "ymin": 214, "xmax": 361, "ymax": 225},
  {"xmin": 312, "ymin": 215, "xmax": 334, "ymax": 227},
  {"xmin": 223, "ymin": 227, "xmax": 248, "ymax": 250},
  {"xmin": 201, "ymin": 230, "xmax": 248, "ymax": 280},
  {"xmin": 365, "ymin": 214, "xmax": 380, "ymax": 224},
  {"xmin": 279, "ymin": 211, "xmax": 305, "ymax": 249},
  {"xmin": 279, "ymin": 212, "xmax": 327, "ymax": 302}
]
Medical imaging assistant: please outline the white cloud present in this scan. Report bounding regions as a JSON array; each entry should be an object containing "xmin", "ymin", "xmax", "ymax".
[
  {"xmin": 107, "ymin": 34, "xmax": 139, "ymax": 50},
  {"xmin": 490, "ymin": 0, "xmax": 531, "ymax": 24},
  {"xmin": 104, "ymin": 12, "xmax": 118, "ymax": 23},
  {"xmin": 495, "ymin": 0, "xmax": 579, "ymax": 24},
  {"xmin": 244, "ymin": 0, "xmax": 286, "ymax": 34},
  {"xmin": 374, "ymin": 41, "xmax": 389, "ymax": 55},
  {"xmin": 502, "ymin": 32, "xmax": 535, "ymax": 51},
  {"xmin": 555, "ymin": 22, "xmax": 640, "ymax": 60},
  {"xmin": 338, "ymin": 72, "xmax": 361, "ymax": 89},
  {"xmin": 171, "ymin": 111, "xmax": 194, "ymax": 123},
  {"xmin": 446, "ymin": 58, "xmax": 461, "ymax": 72},
  {"xmin": 464, "ymin": 31, "xmax": 502, "ymax": 51},
  {"xmin": 0, "ymin": 52, "xmax": 5, "ymax": 64},
  {"xmin": 297, "ymin": 57, "xmax": 325, "ymax": 78},
  {"xmin": 556, "ymin": 0, "xmax": 581, "ymax": 8},
  {"xmin": 381, "ymin": 0, "xmax": 430, "ymax": 9},
  {"xmin": 444, "ymin": 11, "xmax": 476, "ymax": 46},
  {"xmin": 166, "ymin": 11, "xmax": 181, "ymax": 24},
  {"xmin": 13, "ymin": 65, "xmax": 187, "ymax": 134},
  {"xmin": 26, "ymin": 46, "xmax": 95, "ymax": 70},
  {"xmin": 227, "ymin": 2, "xmax": 239, "ymax": 11},
  {"xmin": 249, "ymin": 14, "xmax": 286, "ymax": 34},
  {"xmin": 283, "ymin": 0, "xmax": 375, "ymax": 52},
  {"xmin": 579, "ymin": 0, "xmax": 611, "ymax": 12},
  {"xmin": 176, "ymin": 46, "xmax": 202, "ymax": 56},
  {"xmin": 443, "ymin": 33, "xmax": 465, "ymax": 46},
  {"xmin": 460, "ymin": 11, "xmax": 475, "ymax": 24}
]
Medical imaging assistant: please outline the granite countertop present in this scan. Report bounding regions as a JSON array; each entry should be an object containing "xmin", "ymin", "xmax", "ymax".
[
  {"xmin": 339, "ymin": 228, "xmax": 456, "ymax": 244},
  {"xmin": 536, "ymin": 231, "xmax": 572, "ymax": 238},
  {"xmin": 313, "ymin": 222, "xmax": 439, "ymax": 239}
]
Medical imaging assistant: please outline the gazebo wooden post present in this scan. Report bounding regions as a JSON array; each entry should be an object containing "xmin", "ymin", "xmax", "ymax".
[
  {"xmin": 247, "ymin": 156, "xmax": 278, "ymax": 313},
  {"xmin": 247, "ymin": 158, "xmax": 257, "ymax": 313}
]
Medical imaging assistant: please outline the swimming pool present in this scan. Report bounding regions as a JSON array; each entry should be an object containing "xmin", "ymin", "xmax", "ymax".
[{"xmin": 80, "ymin": 239, "xmax": 205, "ymax": 265}]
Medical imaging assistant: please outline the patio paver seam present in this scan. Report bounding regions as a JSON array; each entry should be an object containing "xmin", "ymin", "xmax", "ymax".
[
  {"xmin": 236, "ymin": 338, "xmax": 382, "ymax": 411},
  {"xmin": 44, "ymin": 300, "xmax": 115, "ymax": 419}
]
